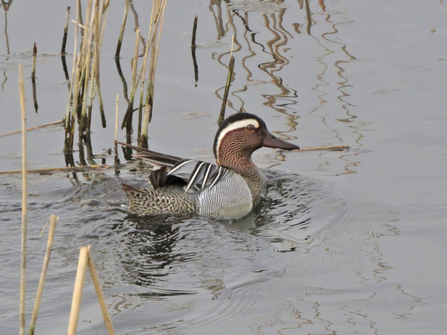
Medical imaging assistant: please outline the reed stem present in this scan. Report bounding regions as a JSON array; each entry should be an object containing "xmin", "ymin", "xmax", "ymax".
[
  {"xmin": 18, "ymin": 64, "xmax": 28, "ymax": 335},
  {"xmin": 115, "ymin": 94, "xmax": 120, "ymax": 175},
  {"xmin": 305, "ymin": 0, "xmax": 311, "ymax": 35},
  {"xmin": 0, "ymin": 164, "xmax": 110, "ymax": 175},
  {"xmin": 0, "ymin": 119, "xmax": 64, "ymax": 138},
  {"xmin": 218, "ymin": 36, "xmax": 235, "ymax": 125},
  {"xmin": 115, "ymin": 0, "xmax": 130, "ymax": 58},
  {"xmin": 67, "ymin": 246, "xmax": 90, "ymax": 335},
  {"xmin": 191, "ymin": 15, "xmax": 199, "ymax": 84},
  {"xmin": 32, "ymin": 43, "xmax": 38, "ymax": 113},
  {"xmin": 88, "ymin": 255, "xmax": 115, "ymax": 334},
  {"xmin": 61, "ymin": 7, "xmax": 71, "ymax": 54},
  {"xmin": 28, "ymin": 215, "xmax": 58, "ymax": 335}
]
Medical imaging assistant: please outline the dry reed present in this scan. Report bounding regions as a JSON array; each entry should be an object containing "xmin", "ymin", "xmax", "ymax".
[
  {"xmin": 0, "ymin": 164, "xmax": 110, "ymax": 175},
  {"xmin": 67, "ymin": 246, "xmax": 90, "ymax": 335},
  {"xmin": 191, "ymin": 15, "xmax": 199, "ymax": 84},
  {"xmin": 28, "ymin": 215, "xmax": 58, "ymax": 335},
  {"xmin": 218, "ymin": 36, "xmax": 235, "ymax": 125},
  {"xmin": 18, "ymin": 64, "xmax": 28, "ymax": 335},
  {"xmin": 115, "ymin": 0, "xmax": 130, "ymax": 58},
  {"xmin": 32, "ymin": 43, "xmax": 38, "ymax": 113},
  {"xmin": 61, "ymin": 7, "xmax": 71, "ymax": 54},
  {"xmin": 88, "ymin": 255, "xmax": 115, "ymax": 334}
]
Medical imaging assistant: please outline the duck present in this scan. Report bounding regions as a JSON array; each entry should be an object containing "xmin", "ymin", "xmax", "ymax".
[{"xmin": 119, "ymin": 113, "xmax": 299, "ymax": 219}]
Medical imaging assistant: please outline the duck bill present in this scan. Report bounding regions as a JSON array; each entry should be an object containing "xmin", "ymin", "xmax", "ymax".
[{"xmin": 263, "ymin": 132, "xmax": 300, "ymax": 150}]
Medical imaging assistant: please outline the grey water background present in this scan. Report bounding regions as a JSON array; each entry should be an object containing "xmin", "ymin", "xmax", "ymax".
[{"xmin": 1, "ymin": 0, "xmax": 447, "ymax": 334}]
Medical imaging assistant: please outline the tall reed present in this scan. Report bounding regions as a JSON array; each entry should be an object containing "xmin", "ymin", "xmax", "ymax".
[{"xmin": 18, "ymin": 64, "xmax": 28, "ymax": 335}]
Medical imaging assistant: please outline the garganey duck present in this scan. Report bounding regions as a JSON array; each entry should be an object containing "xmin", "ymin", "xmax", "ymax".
[{"xmin": 120, "ymin": 113, "xmax": 299, "ymax": 219}]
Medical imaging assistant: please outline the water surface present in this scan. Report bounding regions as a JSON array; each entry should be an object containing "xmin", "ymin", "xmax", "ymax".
[{"xmin": 1, "ymin": 0, "xmax": 447, "ymax": 334}]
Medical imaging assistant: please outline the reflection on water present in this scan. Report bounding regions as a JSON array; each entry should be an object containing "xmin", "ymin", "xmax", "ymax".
[{"xmin": 209, "ymin": 0, "xmax": 364, "ymax": 176}]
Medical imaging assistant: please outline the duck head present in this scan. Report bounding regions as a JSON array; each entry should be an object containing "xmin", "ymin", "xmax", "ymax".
[{"xmin": 213, "ymin": 113, "xmax": 300, "ymax": 168}]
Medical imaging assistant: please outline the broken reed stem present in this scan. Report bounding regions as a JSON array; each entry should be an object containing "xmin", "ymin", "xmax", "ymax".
[
  {"xmin": 115, "ymin": 0, "xmax": 130, "ymax": 58},
  {"xmin": 28, "ymin": 215, "xmax": 58, "ymax": 335},
  {"xmin": 31, "ymin": 43, "xmax": 37, "ymax": 83},
  {"xmin": 18, "ymin": 64, "xmax": 28, "ymax": 335},
  {"xmin": 88, "ymin": 255, "xmax": 116, "ymax": 334},
  {"xmin": 61, "ymin": 7, "xmax": 71, "ymax": 54},
  {"xmin": 67, "ymin": 246, "xmax": 90, "ymax": 335},
  {"xmin": 0, "ymin": 119, "xmax": 64, "ymax": 138},
  {"xmin": 218, "ymin": 36, "xmax": 235, "ymax": 125},
  {"xmin": 115, "ymin": 94, "xmax": 120, "ymax": 174},
  {"xmin": 32, "ymin": 43, "xmax": 38, "ymax": 113},
  {"xmin": 191, "ymin": 15, "xmax": 198, "ymax": 48},
  {"xmin": 0, "ymin": 165, "xmax": 110, "ymax": 175},
  {"xmin": 305, "ymin": 0, "xmax": 311, "ymax": 35},
  {"xmin": 295, "ymin": 145, "xmax": 349, "ymax": 152},
  {"xmin": 191, "ymin": 15, "xmax": 199, "ymax": 84}
]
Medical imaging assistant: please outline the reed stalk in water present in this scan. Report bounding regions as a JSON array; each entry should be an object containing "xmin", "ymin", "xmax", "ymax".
[
  {"xmin": 28, "ymin": 215, "xmax": 58, "ymax": 335},
  {"xmin": 218, "ymin": 36, "xmax": 235, "ymax": 125},
  {"xmin": 191, "ymin": 15, "xmax": 199, "ymax": 84},
  {"xmin": 18, "ymin": 64, "xmax": 28, "ymax": 335},
  {"xmin": 115, "ymin": 0, "xmax": 129, "ymax": 58},
  {"xmin": 140, "ymin": 0, "xmax": 168, "ymax": 148},
  {"xmin": 32, "ymin": 43, "xmax": 38, "ymax": 113},
  {"xmin": 61, "ymin": 7, "xmax": 71, "ymax": 54},
  {"xmin": 67, "ymin": 246, "xmax": 90, "ymax": 335},
  {"xmin": 88, "ymin": 254, "xmax": 115, "ymax": 334}
]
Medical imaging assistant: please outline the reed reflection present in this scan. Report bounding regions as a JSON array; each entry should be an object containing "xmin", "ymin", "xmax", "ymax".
[{"xmin": 1, "ymin": 0, "xmax": 11, "ymax": 55}]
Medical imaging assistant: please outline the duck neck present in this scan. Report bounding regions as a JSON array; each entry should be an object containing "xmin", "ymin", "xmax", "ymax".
[
  {"xmin": 216, "ymin": 146, "xmax": 256, "ymax": 172},
  {"xmin": 216, "ymin": 147, "xmax": 266, "ymax": 202}
]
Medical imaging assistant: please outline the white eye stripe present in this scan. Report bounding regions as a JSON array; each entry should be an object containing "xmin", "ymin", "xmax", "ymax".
[{"xmin": 216, "ymin": 119, "xmax": 260, "ymax": 162}]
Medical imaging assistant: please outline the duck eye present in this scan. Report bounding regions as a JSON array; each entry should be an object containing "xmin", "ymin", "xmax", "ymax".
[{"xmin": 246, "ymin": 124, "xmax": 255, "ymax": 131}]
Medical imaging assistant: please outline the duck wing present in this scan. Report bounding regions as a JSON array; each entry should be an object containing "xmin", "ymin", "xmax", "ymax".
[
  {"xmin": 117, "ymin": 142, "xmax": 229, "ymax": 192},
  {"xmin": 117, "ymin": 142, "xmax": 182, "ymax": 168}
]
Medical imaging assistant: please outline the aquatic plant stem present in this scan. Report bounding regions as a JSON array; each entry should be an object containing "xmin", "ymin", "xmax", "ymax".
[
  {"xmin": 296, "ymin": 145, "xmax": 349, "ymax": 152},
  {"xmin": 28, "ymin": 215, "xmax": 58, "ymax": 335},
  {"xmin": 88, "ymin": 254, "xmax": 115, "ymax": 334},
  {"xmin": 61, "ymin": 7, "xmax": 71, "ymax": 54},
  {"xmin": 64, "ymin": 0, "xmax": 80, "ymax": 148},
  {"xmin": 32, "ymin": 43, "xmax": 38, "ymax": 112},
  {"xmin": 0, "ymin": 120, "xmax": 64, "ymax": 138},
  {"xmin": 218, "ymin": 36, "xmax": 235, "ymax": 125},
  {"xmin": 305, "ymin": 0, "xmax": 311, "ymax": 35},
  {"xmin": 115, "ymin": 94, "xmax": 120, "ymax": 174},
  {"xmin": 191, "ymin": 15, "xmax": 199, "ymax": 84},
  {"xmin": 115, "ymin": 0, "xmax": 130, "ymax": 58},
  {"xmin": 140, "ymin": 0, "xmax": 168, "ymax": 148},
  {"xmin": 18, "ymin": 64, "xmax": 28, "ymax": 335},
  {"xmin": 0, "ymin": 165, "xmax": 110, "ymax": 175},
  {"xmin": 68, "ymin": 246, "xmax": 90, "ymax": 335}
]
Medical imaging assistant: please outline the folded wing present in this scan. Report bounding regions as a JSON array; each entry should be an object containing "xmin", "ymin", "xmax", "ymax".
[{"xmin": 117, "ymin": 142, "xmax": 228, "ymax": 193}]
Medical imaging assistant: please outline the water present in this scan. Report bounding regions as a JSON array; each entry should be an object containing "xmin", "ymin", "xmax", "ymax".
[{"xmin": 1, "ymin": 0, "xmax": 447, "ymax": 334}]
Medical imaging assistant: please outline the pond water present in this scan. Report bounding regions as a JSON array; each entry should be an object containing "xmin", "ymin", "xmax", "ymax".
[{"xmin": 1, "ymin": 0, "xmax": 447, "ymax": 334}]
